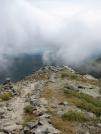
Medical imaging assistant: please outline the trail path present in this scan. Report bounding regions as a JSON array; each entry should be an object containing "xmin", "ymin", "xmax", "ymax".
[{"xmin": 1, "ymin": 82, "xmax": 36, "ymax": 133}]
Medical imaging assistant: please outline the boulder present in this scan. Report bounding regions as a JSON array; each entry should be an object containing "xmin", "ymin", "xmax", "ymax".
[{"xmin": 3, "ymin": 124, "xmax": 17, "ymax": 133}]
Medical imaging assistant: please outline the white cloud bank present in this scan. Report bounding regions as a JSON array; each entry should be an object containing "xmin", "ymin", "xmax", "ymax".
[{"xmin": 0, "ymin": 0, "xmax": 101, "ymax": 69}]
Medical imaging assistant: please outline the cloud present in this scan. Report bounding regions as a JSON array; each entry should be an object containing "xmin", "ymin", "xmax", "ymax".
[{"xmin": 0, "ymin": 0, "xmax": 101, "ymax": 69}]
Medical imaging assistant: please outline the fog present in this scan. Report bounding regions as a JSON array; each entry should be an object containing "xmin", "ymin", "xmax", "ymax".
[{"xmin": 0, "ymin": 0, "xmax": 101, "ymax": 70}]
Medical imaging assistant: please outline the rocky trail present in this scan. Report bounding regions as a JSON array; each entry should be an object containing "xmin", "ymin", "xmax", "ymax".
[
  {"xmin": 0, "ymin": 82, "xmax": 36, "ymax": 133},
  {"xmin": 0, "ymin": 79, "xmax": 61, "ymax": 134}
]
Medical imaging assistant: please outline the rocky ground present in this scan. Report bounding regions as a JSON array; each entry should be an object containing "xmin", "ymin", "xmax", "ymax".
[{"xmin": 0, "ymin": 65, "xmax": 101, "ymax": 134}]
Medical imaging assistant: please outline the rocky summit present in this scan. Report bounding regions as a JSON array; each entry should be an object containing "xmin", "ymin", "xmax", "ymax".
[{"xmin": 0, "ymin": 65, "xmax": 101, "ymax": 134}]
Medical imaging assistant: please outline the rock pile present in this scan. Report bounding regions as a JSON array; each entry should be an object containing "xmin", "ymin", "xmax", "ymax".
[
  {"xmin": 0, "ymin": 78, "xmax": 18, "ymax": 95},
  {"xmin": 22, "ymin": 114, "xmax": 61, "ymax": 134}
]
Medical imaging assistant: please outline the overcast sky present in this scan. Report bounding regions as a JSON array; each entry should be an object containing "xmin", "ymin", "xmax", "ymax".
[{"xmin": 0, "ymin": 0, "xmax": 101, "ymax": 68}]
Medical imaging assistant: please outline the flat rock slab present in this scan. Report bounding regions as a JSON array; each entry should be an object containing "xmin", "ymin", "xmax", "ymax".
[{"xmin": 3, "ymin": 124, "xmax": 17, "ymax": 133}]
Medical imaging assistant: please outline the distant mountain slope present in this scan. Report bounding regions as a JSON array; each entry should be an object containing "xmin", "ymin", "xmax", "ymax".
[
  {"xmin": 76, "ymin": 57, "xmax": 101, "ymax": 78},
  {"xmin": 0, "ymin": 54, "xmax": 46, "ymax": 83}
]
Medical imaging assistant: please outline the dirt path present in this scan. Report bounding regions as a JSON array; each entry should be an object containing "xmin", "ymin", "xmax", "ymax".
[{"xmin": 13, "ymin": 83, "xmax": 36, "ymax": 121}]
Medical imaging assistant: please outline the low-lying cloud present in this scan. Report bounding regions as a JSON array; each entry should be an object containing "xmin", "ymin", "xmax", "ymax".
[{"xmin": 0, "ymin": 0, "xmax": 101, "ymax": 70}]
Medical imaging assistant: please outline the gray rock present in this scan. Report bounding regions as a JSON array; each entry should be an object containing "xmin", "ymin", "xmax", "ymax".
[
  {"xmin": 24, "ymin": 102, "xmax": 30, "ymax": 107},
  {"xmin": 83, "ymin": 111, "xmax": 96, "ymax": 118},
  {"xmin": 0, "ymin": 108, "xmax": 4, "ymax": 114},
  {"xmin": 67, "ymin": 84, "xmax": 75, "ymax": 90},
  {"xmin": 40, "ymin": 105, "xmax": 48, "ymax": 112},
  {"xmin": 20, "ymin": 131, "xmax": 24, "ymax": 134},
  {"xmin": 3, "ymin": 124, "xmax": 17, "ymax": 133},
  {"xmin": 40, "ymin": 114, "xmax": 51, "ymax": 119},
  {"xmin": 5, "ymin": 78, "xmax": 11, "ymax": 83},
  {"xmin": 39, "ymin": 116, "xmax": 51, "ymax": 125},
  {"xmin": 33, "ymin": 124, "xmax": 60, "ymax": 134},
  {"xmin": 26, "ymin": 120, "xmax": 39, "ymax": 129},
  {"xmin": 30, "ymin": 99, "xmax": 40, "ymax": 106},
  {"xmin": 7, "ymin": 107, "xmax": 12, "ymax": 111},
  {"xmin": 57, "ymin": 111, "xmax": 64, "ymax": 115},
  {"xmin": 83, "ymin": 74, "xmax": 98, "ymax": 80},
  {"xmin": 39, "ymin": 98, "xmax": 48, "ymax": 106},
  {"xmin": 63, "ymin": 101, "xmax": 68, "ymax": 105},
  {"xmin": 85, "ymin": 131, "xmax": 90, "ymax": 134},
  {"xmin": 30, "ymin": 95, "xmax": 36, "ymax": 99},
  {"xmin": 97, "ymin": 123, "xmax": 101, "ymax": 127},
  {"xmin": 24, "ymin": 126, "xmax": 30, "ymax": 133},
  {"xmin": 48, "ymin": 74, "xmax": 56, "ymax": 83},
  {"xmin": 59, "ymin": 101, "xmax": 68, "ymax": 105}
]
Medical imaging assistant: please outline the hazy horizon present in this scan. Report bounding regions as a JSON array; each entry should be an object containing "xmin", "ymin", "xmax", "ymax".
[{"xmin": 0, "ymin": 0, "xmax": 101, "ymax": 70}]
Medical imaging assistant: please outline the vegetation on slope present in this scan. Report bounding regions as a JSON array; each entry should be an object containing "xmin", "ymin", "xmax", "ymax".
[
  {"xmin": 62, "ymin": 111, "xmax": 91, "ymax": 122},
  {"xmin": 0, "ymin": 92, "xmax": 13, "ymax": 101},
  {"xmin": 64, "ymin": 89, "xmax": 101, "ymax": 116}
]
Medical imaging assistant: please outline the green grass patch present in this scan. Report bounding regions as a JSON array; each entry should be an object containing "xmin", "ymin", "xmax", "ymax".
[
  {"xmin": 61, "ymin": 73, "xmax": 69, "ymax": 79},
  {"xmin": 0, "ymin": 92, "xmax": 13, "ymax": 101},
  {"xmin": 78, "ymin": 102, "xmax": 101, "ymax": 116},
  {"xmin": 62, "ymin": 111, "xmax": 90, "ymax": 122},
  {"xmin": 70, "ymin": 75, "xmax": 77, "ymax": 79},
  {"xmin": 64, "ymin": 90, "xmax": 101, "ymax": 107},
  {"xmin": 64, "ymin": 90, "xmax": 101, "ymax": 116},
  {"xmin": 24, "ymin": 105, "xmax": 33, "ymax": 114},
  {"xmin": 22, "ymin": 115, "xmax": 36, "ymax": 127}
]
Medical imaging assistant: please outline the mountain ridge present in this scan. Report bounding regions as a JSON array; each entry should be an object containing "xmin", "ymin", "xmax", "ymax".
[{"xmin": 0, "ymin": 65, "xmax": 101, "ymax": 133}]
